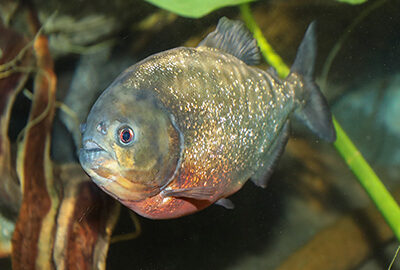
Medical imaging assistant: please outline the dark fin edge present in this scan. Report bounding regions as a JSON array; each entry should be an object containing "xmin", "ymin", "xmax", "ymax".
[
  {"xmin": 199, "ymin": 17, "xmax": 261, "ymax": 65},
  {"xmin": 290, "ymin": 21, "xmax": 336, "ymax": 142}
]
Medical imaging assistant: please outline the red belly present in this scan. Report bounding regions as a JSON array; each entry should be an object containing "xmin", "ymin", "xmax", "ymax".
[{"xmin": 122, "ymin": 193, "xmax": 212, "ymax": 219}]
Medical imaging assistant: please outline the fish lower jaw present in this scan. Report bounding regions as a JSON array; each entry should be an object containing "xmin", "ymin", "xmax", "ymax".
[
  {"xmin": 79, "ymin": 139, "xmax": 109, "ymax": 165},
  {"xmin": 79, "ymin": 140, "xmax": 112, "ymax": 169}
]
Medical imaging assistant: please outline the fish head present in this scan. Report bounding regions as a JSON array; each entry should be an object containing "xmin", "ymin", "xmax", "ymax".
[{"xmin": 79, "ymin": 84, "xmax": 182, "ymax": 201}]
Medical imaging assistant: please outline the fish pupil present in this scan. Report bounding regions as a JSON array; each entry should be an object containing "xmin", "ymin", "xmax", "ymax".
[{"xmin": 119, "ymin": 127, "xmax": 134, "ymax": 144}]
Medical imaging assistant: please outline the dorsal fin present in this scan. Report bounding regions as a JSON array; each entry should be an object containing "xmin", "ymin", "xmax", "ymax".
[{"xmin": 198, "ymin": 17, "xmax": 260, "ymax": 65}]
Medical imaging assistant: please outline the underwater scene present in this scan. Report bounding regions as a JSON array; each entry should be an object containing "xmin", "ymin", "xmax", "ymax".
[{"xmin": 0, "ymin": 0, "xmax": 400, "ymax": 269}]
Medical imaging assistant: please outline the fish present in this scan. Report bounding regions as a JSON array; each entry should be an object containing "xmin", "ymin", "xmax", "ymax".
[{"xmin": 79, "ymin": 17, "xmax": 335, "ymax": 219}]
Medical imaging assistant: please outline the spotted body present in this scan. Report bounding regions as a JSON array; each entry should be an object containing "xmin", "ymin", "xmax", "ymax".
[{"xmin": 79, "ymin": 18, "xmax": 335, "ymax": 219}]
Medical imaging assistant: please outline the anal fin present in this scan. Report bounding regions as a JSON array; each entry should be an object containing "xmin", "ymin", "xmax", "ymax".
[{"xmin": 251, "ymin": 122, "xmax": 290, "ymax": 188}]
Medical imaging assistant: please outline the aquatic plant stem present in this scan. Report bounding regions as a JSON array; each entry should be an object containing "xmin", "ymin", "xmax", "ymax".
[
  {"xmin": 239, "ymin": 4, "xmax": 290, "ymax": 79},
  {"xmin": 332, "ymin": 117, "xmax": 400, "ymax": 241},
  {"xmin": 239, "ymin": 3, "xmax": 400, "ymax": 242}
]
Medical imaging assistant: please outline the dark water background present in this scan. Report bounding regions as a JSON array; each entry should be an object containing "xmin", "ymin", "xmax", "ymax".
[{"xmin": 1, "ymin": 0, "xmax": 400, "ymax": 269}]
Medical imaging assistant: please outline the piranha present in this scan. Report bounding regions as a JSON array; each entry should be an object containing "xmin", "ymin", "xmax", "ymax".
[{"xmin": 79, "ymin": 17, "xmax": 335, "ymax": 219}]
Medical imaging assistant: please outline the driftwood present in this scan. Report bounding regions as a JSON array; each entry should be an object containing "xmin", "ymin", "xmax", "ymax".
[{"xmin": 0, "ymin": 2, "xmax": 120, "ymax": 269}]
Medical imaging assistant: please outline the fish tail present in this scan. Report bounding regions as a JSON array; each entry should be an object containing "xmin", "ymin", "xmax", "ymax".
[{"xmin": 288, "ymin": 21, "xmax": 336, "ymax": 142}]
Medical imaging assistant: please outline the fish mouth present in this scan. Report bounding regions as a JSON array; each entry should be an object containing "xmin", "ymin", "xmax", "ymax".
[
  {"xmin": 79, "ymin": 139, "xmax": 110, "ymax": 168},
  {"xmin": 79, "ymin": 139, "xmax": 117, "ymax": 186},
  {"xmin": 82, "ymin": 139, "xmax": 105, "ymax": 153}
]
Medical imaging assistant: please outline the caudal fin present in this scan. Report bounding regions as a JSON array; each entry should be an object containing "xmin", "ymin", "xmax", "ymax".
[{"xmin": 289, "ymin": 22, "xmax": 336, "ymax": 142}]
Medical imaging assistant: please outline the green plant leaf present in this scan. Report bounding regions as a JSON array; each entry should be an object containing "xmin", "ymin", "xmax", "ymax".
[
  {"xmin": 336, "ymin": 0, "xmax": 367, "ymax": 4},
  {"xmin": 145, "ymin": 0, "xmax": 254, "ymax": 18}
]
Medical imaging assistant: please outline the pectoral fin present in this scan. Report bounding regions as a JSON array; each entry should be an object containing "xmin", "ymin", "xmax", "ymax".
[{"xmin": 162, "ymin": 186, "xmax": 216, "ymax": 200}]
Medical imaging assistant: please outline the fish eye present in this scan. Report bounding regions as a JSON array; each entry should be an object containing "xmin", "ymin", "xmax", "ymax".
[{"xmin": 118, "ymin": 126, "xmax": 134, "ymax": 145}]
